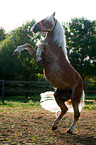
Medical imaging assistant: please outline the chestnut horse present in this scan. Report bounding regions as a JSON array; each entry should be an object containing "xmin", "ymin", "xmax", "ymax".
[{"xmin": 13, "ymin": 13, "xmax": 84, "ymax": 134}]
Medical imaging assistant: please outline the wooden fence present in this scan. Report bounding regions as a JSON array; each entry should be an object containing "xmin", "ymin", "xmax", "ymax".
[
  {"xmin": 0, "ymin": 80, "xmax": 96, "ymax": 103},
  {"xmin": 0, "ymin": 80, "xmax": 54, "ymax": 103},
  {"xmin": 83, "ymin": 82, "xmax": 96, "ymax": 94}
]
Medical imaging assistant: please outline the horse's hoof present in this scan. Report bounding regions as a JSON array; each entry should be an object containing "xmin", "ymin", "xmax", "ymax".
[
  {"xmin": 52, "ymin": 126, "xmax": 58, "ymax": 131},
  {"xmin": 67, "ymin": 129, "xmax": 73, "ymax": 134}
]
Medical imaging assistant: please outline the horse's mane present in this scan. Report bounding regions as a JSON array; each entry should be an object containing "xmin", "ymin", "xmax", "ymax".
[{"xmin": 48, "ymin": 16, "xmax": 69, "ymax": 61}]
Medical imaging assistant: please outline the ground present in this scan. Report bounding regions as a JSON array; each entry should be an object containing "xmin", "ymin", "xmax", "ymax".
[{"xmin": 0, "ymin": 100, "xmax": 96, "ymax": 145}]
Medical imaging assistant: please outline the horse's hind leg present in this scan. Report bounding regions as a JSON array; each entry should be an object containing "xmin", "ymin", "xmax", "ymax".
[
  {"xmin": 67, "ymin": 78, "xmax": 83, "ymax": 134},
  {"xmin": 67, "ymin": 103, "xmax": 80, "ymax": 134},
  {"xmin": 52, "ymin": 89, "xmax": 68, "ymax": 131}
]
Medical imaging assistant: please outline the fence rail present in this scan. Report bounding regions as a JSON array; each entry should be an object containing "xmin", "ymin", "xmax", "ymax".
[
  {"xmin": 0, "ymin": 80, "xmax": 96, "ymax": 103},
  {"xmin": 0, "ymin": 80, "xmax": 54, "ymax": 103},
  {"xmin": 83, "ymin": 82, "xmax": 96, "ymax": 94}
]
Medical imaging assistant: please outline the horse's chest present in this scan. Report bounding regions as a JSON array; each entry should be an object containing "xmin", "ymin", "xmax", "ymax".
[
  {"xmin": 44, "ymin": 62, "xmax": 59, "ymax": 78},
  {"xmin": 43, "ymin": 62, "xmax": 70, "ymax": 89}
]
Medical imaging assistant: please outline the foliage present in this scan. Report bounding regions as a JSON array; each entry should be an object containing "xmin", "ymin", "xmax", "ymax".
[
  {"xmin": 0, "ymin": 27, "xmax": 6, "ymax": 42},
  {"xmin": 64, "ymin": 18, "xmax": 96, "ymax": 80},
  {"xmin": 0, "ymin": 20, "xmax": 43, "ymax": 81}
]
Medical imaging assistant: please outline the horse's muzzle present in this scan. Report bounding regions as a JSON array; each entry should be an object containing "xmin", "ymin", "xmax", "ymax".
[
  {"xmin": 31, "ymin": 23, "xmax": 41, "ymax": 33},
  {"xmin": 36, "ymin": 54, "xmax": 42, "ymax": 62}
]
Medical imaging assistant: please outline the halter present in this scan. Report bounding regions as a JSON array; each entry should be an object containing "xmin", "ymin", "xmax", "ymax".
[{"xmin": 39, "ymin": 18, "xmax": 57, "ymax": 32}]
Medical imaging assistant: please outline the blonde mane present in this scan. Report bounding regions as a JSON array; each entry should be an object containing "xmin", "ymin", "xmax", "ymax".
[{"xmin": 47, "ymin": 16, "xmax": 69, "ymax": 62}]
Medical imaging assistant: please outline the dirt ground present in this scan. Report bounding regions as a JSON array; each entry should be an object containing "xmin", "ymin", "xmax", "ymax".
[{"xmin": 0, "ymin": 106, "xmax": 96, "ymax": 145}]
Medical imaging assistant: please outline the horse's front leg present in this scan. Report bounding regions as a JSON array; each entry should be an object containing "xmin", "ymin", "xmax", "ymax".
[
  {"xmin": 13, "ymin": 43, "xmax": 36, "ymax": 60},
  {"xmin": 36, "ymin": 43, "xmax": 46, "ymax": 62}
]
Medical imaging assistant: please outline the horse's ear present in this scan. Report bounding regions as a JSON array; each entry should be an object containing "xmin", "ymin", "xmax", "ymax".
[{"xmin": 52, "ymin": 12, "xmax": 55, "ymax": 17}]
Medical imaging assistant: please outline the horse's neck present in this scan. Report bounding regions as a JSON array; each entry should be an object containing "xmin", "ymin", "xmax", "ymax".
[
  {"xmin": 45, "ymin": 25, "xmax": 69, "ymax": 62},
  {"xmin": 45, "ymin": 31, "xmax": 54, "ymax": 44}
]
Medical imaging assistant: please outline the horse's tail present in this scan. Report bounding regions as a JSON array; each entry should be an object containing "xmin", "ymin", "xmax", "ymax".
[
  {"xmin": 79, "ymin": 90, "xmax": 85, "ymax": 112},
  {"xmin": 40, "ymin": 90, "xmax": 85, "ymax": 113},
  {"xmin": 65, "ymin": 90, "xmax": 85, "ymax": 112}
]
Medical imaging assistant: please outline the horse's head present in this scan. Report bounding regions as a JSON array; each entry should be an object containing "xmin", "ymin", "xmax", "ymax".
[{"xmin": 32, "ymin": 12, "xmax": 56, "ymax": 33}]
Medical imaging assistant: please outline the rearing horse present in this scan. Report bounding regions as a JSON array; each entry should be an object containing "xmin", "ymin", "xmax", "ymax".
[{"xmin": 13, "ymin": 13, "xmax": 84, "ymax": 134}]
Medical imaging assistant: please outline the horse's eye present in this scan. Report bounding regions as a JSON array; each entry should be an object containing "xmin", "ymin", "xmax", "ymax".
[
  {"xmin": 45, "ymin": 19, "xmax": 49, "ymax": 23},
  {"xmin": 46, "ymin": 20, "xmax": 49, "ymax": 22}
]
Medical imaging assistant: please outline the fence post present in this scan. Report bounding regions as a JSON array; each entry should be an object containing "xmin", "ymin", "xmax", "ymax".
[{"xmin": 2, "ymin": 80, "xmax": 5, "ymax": 104}]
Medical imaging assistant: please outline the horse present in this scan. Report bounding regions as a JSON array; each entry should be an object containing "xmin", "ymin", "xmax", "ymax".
[{"xmin": 13, "ymin": 12, "xmax": 85, "ymax": 134}]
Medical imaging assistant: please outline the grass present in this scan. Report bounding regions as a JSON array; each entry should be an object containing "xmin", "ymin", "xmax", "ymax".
[
  {"xmin": 0, "ymin": 99, "xmax": 40, "ymax": 108},
  {"xmin": 84, "ymin": 101, "xmax": 96, "ymax": 110},
  {"xmin": 84, "ymin": 94, "xmax": 96, "ymax": 110},
  {"xmin": 0, "ymin": 93, "xmax": 96, "ymax": 109},
  {"xmin": 0, "ymin": 98, "xmax": 96, "ymax": 110}
]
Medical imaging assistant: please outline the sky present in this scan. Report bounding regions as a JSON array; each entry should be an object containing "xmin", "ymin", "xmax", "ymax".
[{"xmin": 0, "ymin": 0, "xmax": 96, "ymax": 32}]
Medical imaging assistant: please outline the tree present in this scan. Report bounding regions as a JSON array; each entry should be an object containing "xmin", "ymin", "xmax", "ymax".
[
  {"xmin": 64, "ymin": 18, "xmax": 96, "ymax": 80},
  {"xmin": 0, "ymin": 27, "xmax": 6, "ymax": 41},
  {"xmin": 0, "ymin": 20, "xmax": 43, "ymax": 81}
]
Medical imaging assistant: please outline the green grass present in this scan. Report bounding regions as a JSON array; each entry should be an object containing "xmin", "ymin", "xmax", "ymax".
[
  {"xmin": 84, "ymin": 101, "xmax": 96, "ymax": 110},
  {"xmin": 84, "ymin": 94, "xmax": 96, "ymax": 110},
  {"xmin": 0, "ymin": 94, "xmax": 96, "ymax": 110},
  {"xmin": 0, "ymin": 99, "xmax": 96, "ymax": 111},
  {"xmin": 0, "ymin": 99, "xmax": 40, "ymax": 109}
]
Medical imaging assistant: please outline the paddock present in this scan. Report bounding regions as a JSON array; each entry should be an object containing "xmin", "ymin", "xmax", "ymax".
[{"xmin": 0, "ymin": 100, "xmax": 96, "ymax": 144}]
